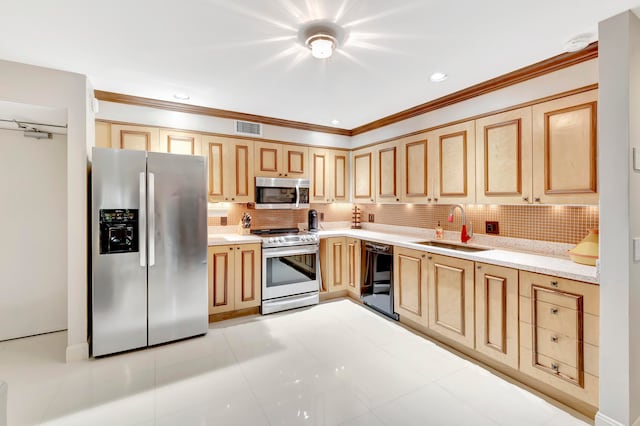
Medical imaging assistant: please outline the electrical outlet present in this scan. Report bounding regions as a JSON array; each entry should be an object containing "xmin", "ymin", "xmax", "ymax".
[
  {"xmin": 368, "ymin": 214, "xmax": 375, "ymax": 222},
  {"xmin": 486, "ymin": 221, "xmax": 499, "ymax": 235},
  {"xmin": 220, "ymin": 217, "xmax": 227, "ymax": 226},
  {"xmin": 320, "ymin": 212, "xmax": 324, "ymax": 220}
]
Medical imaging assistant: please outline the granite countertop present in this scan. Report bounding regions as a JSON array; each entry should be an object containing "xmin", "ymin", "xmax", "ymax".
[{"xmin": 317, "ymin": 229, "xmax": 598, "ymax": 284}]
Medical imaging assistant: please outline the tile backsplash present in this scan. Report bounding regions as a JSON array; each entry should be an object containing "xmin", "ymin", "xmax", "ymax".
[{"xmin": 209, "ymin": 202, "xmax": 598, "ymax": 245}]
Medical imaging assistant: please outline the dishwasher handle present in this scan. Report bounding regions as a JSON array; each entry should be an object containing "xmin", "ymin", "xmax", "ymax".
[{"xmin": 364, "ymin": 242, "xmax": 393, "ymax": 254}]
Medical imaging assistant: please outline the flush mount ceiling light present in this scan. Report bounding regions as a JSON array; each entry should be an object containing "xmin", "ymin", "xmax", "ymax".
[
  {"xmin": 430, "ymin": 72, "xmax": 448, "ymax": 83},
  {"xmin": 298, "ymin": 20, "xmax": 347, "ymax": 60},
  {"xmin": 563, "ymin": 34, "xmax": 592, "ymax": 52}
]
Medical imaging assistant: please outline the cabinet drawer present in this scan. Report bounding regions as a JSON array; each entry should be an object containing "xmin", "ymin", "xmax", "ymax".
[
  {"xmin": 534, "ymin": 352, "xmax": 582, "ymax": 385},
  {"xmin": 535, "ymin": 327, "xmax": 579, "ymax": 367},
  {"xmin": 535, "ymin": 300, "xmax": 579, "ymax": 338},
  {"xmin": 519, "ymin": 271, "xmax": 598, "ymax": 315}
]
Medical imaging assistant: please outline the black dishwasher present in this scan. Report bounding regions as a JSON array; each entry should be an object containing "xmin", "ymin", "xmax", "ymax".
[{"xmin": 361, "ymin": 242, "xmax": 399, "ymax": 320}]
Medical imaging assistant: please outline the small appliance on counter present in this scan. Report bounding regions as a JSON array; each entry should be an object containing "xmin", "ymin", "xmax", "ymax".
[{"xmin": 308, "ymin": 209, "xmax": 318, "ymax": 232}]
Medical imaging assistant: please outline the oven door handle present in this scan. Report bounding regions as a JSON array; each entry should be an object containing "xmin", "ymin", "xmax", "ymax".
[{"xmin": 263, "ymin": 247, "xmax": 318, "ymax": 258}]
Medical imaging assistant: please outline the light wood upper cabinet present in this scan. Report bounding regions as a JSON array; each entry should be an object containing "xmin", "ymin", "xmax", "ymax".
[
  {"xmin": 208, "ymin": 243, "xmax": 261, "ymax": 315},
  {"xmin": 203, "ymin": 136, "xmax": 254, "ymax": 203},
  {"xmin": 255, "ymin": 141, "xmax": 308, "ymax": 178},
  {"xmin": 111, "ymin": 124, "xmax": 159, "ymax": 151},
  {"xmin": 159, "ymin": 129, "xmax": 202, "ymax": 155},
  {"xmin": 429, "ymin": 121, "xmax": 476, "ymax": 204},
  {"xmin": 475, "ymin": 108, "xmax": 533, "ymax": 204},
  {"xmin": 394, "ymin": 246, "xmax": 428, "ymax": 325},
  {"xmin": 95, "ymin": 121, "xmax": 111, "ymax": 148},
  {"xmin": 427, "ymin": 254, "xmax": 475, "ymax": 348},
  {"xmin": 532, "ymin": 90, "xmax": 598, "ymax": 205},
  {"xmin": 310, "ymin": 148, "xmax": 349, "ymax": 203},
  {"xmin": 376, "ymin": 141, "xmax": 402, "ymax": 203},
  {"xmin": 353, "ymin": 148, "xmax": 375, "ymax": 204},
  {"xmin": 475, "ymin": 263, "xmax": 519, "ymax": 369},
  {"xmin": 400, "ymin": 134, "xmax": 431, "ymax": 203}
]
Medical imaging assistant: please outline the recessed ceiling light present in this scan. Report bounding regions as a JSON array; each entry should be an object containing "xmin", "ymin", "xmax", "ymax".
[
  {"xmin": 430, "ymin": 72, "xmax": 448, "ymax": 83},
  {"xmin": 173, "ymin": 93, "xmax": 190, "ymax": 100},
  {"xmin": 563, "ymin": 34, "xmax": 592, "ymax": 52},
  {"xmin": 331, "ymin": 119, "xmax": 340, "ymax": 125}
]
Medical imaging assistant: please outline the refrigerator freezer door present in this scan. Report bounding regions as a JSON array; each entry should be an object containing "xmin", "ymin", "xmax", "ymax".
[
  {"xmin": 91, "ymin": 148, "xmax": 148, "ymax": 356},
  {"xmin": 147, "ymin": 152, "xmax": 208, "ymax": 345}
]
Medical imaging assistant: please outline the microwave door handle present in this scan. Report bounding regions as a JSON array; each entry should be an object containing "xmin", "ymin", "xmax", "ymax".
[
  {"xmin": 295, "ymin": 185, "xmax": 300, "ymax": 208},
  {"xmin": 139, "ymin": 172, "xmax": 146, "ymax": 267}
]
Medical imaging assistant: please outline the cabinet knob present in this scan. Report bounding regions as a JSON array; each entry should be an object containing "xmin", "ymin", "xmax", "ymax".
[
  {"xmin": 370, "ymin": 199, "xmax": 374, "ymax": 202},
  {"xmin": 551, "ymin": 363, "xmax": 559, "ymax": 372},
  {"xmin": 229, "ymin": 247, "xmax": 233, "ymax": 251},
  {"xmin": 285, "ymin": 173, "xmax": 288, "ymax": 177},
  {"xmin": 522, "ymin": 197, "xmax": 529, "ymax": 202},
  {"xmin": 236, "ymin": 247, "xmax": 240, "ymax": 250},
  {"xmin": 225, "ymin": 197, "xmax": 229, "ymax": 201},
  {"xmin": 550, "ymin": 307, "xmax": 559, "ymax": 315},
  {"xmin": 551, "ymin": 335, "xmax": 558, "ymax": 343},
  {"xmin": 434, "ymin": 198, "xmax": 438, "ymax": 202},
  {"xmin": 421, "ymin": 254, "xmax": 426, "ymax": 259},
  {"xmin": 278, "ymin": 173, "xmax": 283, "ymax": 176},
  {"xmin": 477, "ymin": 265, "xmax": 482, "ymax": 270},
  {"xmin": 396, "ymin": 198, "xmax": 400, "ymax": 202},
  {"xmin": 427, "ymin": 198, "xmax": 432, "ymax": 202},
  {"xmin": 550, "ymin": 281, "xmax": 559, "ymax": 288},
  {"xmin": 534, "ymin": 197, "xmax": 541, "ymax": 203},
  {"xmin": 428, "ymin": 256, "xmax": 433, "ymax": 260},
  {"xmin": 332, "ymin": 199, "xmax": 335, "ymax": 202},
  {"xmin": 231, "ymin": 198, "xmax": 235, "ymax": 201}
]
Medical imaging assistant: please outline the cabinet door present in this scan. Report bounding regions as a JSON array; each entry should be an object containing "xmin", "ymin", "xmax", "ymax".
[
  {"xmin": 430, "ymin": 121, "xmax": 476, "ymax": 204},
  {"xmin": 310, "ymin": 149, "xmax": 330, "ymax": 203},
  {"xmin": 228, "ymin": 140, "xmax": 254, "ymax": 202},
  {"xmin": 208, "ymin": 245, "xmax": 235, "ymax": 315},
  {"xmin": 475, "ymin": 108, "xmax": 532, "ymax": 204},
  {"xmin": 333, "ymin": 151, "xmax": 349, "ymax": 202},
  {"xmin": 255, "ymin": 141, "xmax": 282, "ymax": 177},
  {"xmin": 532, "ymin": 90, "xmax": 598, "ymax": 205},
  {"xmin": 400, "ymin": 135, "xmax": 431, "ymax": 203},
  {"xmin": 428, "ymin": 254, "xmax": 475, "ymax": 347},
  {"xmin": 475, "ymin": 263, "xmax": 519, "ymax": 369},
  {"xmin": 111, "ymin": 124, "xmax": 160, "ymax": 151},
  {"xmin": 283, "ymin": 145, "xmax": 308, "ymax": 178},
  {"xmin": 159, "ymin": 130, "xmax": 201, "ymax": 155},
  {"xmin": 233, "ymin": 244, "xmax": 261, "ymax": 310},
  {"xmin": 376, "ymin": 142, "xmax": 402, "ymax": 203},
  {"xmin": 394, "ymin": 247, "xmax": 428, "ymax": 325},
  {"xmin": 95, "ymin": 121, "xmax": 111, "ymax": 148},
  {"xmin": 353, "ymin": 149, "xmax": 375, "ymax": 203},
  {"xmin": 346, "ymin": 239, "xmax": 361, "ymax": 297},
  {"xmin": 203, "ymin": 137, "xmax": 226, "ymax": 202},
  {"xmin": 325, "ymin": 237, "xmax": 347, "ymax": 292}
]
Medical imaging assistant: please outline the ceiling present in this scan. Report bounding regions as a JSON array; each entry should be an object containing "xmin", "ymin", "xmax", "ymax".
[{"xmin": 1, "ymin": 1, "xmax": 640, "ymax": 130}]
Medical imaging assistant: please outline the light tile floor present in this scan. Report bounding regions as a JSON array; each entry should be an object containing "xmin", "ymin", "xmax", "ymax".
[{"xmin": 0, "ymin": 299, "xmax": 592, "ymax": 426}]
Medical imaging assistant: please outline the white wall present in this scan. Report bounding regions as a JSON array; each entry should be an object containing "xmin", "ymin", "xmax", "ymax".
[
  {"xmin": 350, "ymin": 59, "xmax": 599, "ymax": 148},
  {"xmin": 0, "ymin": 130, "xmax": 67, "ymax": 340},
  {"xmin": 0, "ymin": 59, "xmax": 90, "ymax": 361},
  {"xmin": 597, "ymin": 10, "xmax": 640, "ymax": 426},
  {"xmin": 96, "ymin": 101, "xmax": 351, "ymax": 149}
]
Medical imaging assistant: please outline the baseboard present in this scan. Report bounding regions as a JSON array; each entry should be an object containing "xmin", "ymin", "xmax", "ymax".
[
  {"xmin": 65, "ymin": 342, "xmax": 89, "ymax": 362},
  {"xmin": 596, "ymin": 411, "xmax": 626, "ymax": 426}
]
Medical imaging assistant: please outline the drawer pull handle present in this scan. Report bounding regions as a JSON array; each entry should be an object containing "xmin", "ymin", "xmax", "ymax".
[
  {"xmin": 550, "ymin": 281, "xmax": 559, "ymax": 288},
  {"xmin": 551, "ymin": 363, "xmax": 559, "ymax": 372},
  {"xmin": 550, "ymin": 308, "xmax": 559, "ymax": 315},
  {"xmin": 551, "ymin": 336, "xmax": 558, "ymax": 343}
]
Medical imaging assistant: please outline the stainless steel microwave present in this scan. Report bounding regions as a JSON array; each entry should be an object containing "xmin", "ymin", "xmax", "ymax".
[{"xmin": 255, "ymin": 177, "xmax": 310, "ymax": 209}]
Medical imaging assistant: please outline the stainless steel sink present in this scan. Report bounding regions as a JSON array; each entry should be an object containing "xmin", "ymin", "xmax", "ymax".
[{"xmin": 414, "ymin": 241, "xmax": 491, "ymax": 252}]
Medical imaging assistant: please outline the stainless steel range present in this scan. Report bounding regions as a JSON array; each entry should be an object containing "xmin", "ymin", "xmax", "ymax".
[{"xmin": 252, "ymin": 228, "xmax": 320, "ymax": 314}]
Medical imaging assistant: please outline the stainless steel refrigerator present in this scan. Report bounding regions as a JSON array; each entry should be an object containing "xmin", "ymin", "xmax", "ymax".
[{"xmin": 91, "ymin": 147, "xmax": 208, "ymax": 357}]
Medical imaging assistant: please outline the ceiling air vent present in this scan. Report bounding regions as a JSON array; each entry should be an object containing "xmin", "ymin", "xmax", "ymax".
[{"xmin": 235, "ymin": 120, "xmax": 262, "ymax": 137}]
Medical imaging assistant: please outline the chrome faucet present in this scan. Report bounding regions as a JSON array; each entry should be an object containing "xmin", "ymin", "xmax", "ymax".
[{"xmin": 448, "ymin": 204, "xmax": 473, "ymax": 243}]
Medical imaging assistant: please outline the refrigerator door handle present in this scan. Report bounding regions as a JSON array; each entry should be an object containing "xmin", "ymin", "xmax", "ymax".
[
  {"xmin": 139, "ymin": 172, "xmax": 146, "ymax": 267},
  {"xmin": 148, "ymin": 172, "xmax": 155, "ymax": 266}
]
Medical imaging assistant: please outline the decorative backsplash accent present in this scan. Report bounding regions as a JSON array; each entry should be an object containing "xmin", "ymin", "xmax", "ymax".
[{"xmin": 208, "ymin": 202, "xmax": 598, "ymax": 245}]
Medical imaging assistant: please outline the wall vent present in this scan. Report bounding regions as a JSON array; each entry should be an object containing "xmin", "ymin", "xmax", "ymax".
[{"xmin": 235, "ymin": 120, "xmax": 262, "ymax": 137}]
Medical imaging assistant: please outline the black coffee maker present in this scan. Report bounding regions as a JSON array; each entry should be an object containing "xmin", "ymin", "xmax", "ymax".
[{"xmin": 308, "ymin": 209, "xmax": 318, "ymax": 232}]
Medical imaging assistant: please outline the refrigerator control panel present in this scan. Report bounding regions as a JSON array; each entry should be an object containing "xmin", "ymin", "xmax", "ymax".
[{"xmin": 99, "ymin": 209, "xmax": 139, "ymax": 254}]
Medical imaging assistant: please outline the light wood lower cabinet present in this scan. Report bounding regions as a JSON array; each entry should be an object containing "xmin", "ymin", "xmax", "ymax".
[
  {"xmin": 208, "ymin": 243, "xmax": 261, "ymax": 315},
  {"xmin": 427, "ymin": 254, "xmax": 475, "ymax": 348},
  {"xmin": 393, "ymin": 247, "xmax": 428, "ymax": 325},
  {"xmin": 518, "ymin": 270, "xmax": 599, "ymax": 406},
  {"xmin": 474, "ymin": 263, "xmax": 519, "ymax": 369},
  {"xmin": 320, "ymin": 237, "xmax": 361, "ymax": 295}
]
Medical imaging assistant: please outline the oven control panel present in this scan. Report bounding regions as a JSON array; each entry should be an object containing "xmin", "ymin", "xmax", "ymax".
[{"xmin": 262, "ymin": 233, "xmax": 318, "ymax": 248}]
